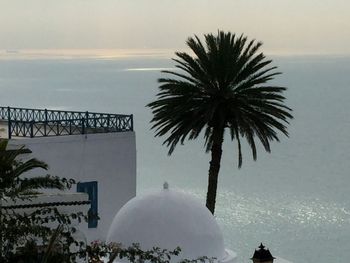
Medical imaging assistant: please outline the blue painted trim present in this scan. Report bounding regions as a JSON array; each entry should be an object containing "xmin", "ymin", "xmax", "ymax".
[{"xmin": 77, "ymin": 181, "xmax": 98, "ymax": 228}]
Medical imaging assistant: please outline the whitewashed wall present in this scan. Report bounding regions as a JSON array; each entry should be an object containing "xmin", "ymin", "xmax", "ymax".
[{"xmin": 9, "ymin": 131, "xmax": 136, "ymax": 242}]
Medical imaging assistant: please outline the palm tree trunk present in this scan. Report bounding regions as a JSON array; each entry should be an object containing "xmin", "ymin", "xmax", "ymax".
[
  {"xmin": 206, "ymin": 126, "xmax": 224, "ymax": 215},
  {"xmin": 0, "ymin": 198, "xmax": 2, "ymax": 258}
]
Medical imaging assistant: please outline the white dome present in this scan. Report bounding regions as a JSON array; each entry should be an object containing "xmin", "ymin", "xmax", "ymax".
[{"xmin": 107, "ymin": 187, "xmax": 234, "ymax": 262}]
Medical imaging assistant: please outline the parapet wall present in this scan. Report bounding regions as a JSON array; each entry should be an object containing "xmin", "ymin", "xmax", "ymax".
[{"xmin": 0, "ymin": 106, "xmax": 133, "ymax": 139}]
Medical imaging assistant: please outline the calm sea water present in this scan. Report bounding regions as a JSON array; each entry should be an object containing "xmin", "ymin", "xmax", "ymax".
[{"xmin": 0, "ymin": 54, "xmax": 349, "ymax": 263}]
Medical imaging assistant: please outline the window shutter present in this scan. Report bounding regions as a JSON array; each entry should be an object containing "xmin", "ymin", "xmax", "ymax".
[{"xmin": 77, "ymin": 181, "xmax": 98, "ymax": 228}]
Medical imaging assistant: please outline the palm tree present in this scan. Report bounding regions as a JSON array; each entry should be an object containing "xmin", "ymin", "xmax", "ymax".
[
  {"xmin": 0, "ymin": 139, "xmax": 66, "ymax": 199},
  {"xmin": 147, "ymin": 31, "xmax": 293, "ymax": 214},
  {"xmin": 0, "ymin": 139, "xmax": 72, "ymax": 262}
]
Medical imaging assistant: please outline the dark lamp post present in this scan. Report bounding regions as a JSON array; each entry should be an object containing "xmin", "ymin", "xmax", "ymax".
[{"xmin": 251, "ymin": 243, "xmax": 276, "ymax": 263}]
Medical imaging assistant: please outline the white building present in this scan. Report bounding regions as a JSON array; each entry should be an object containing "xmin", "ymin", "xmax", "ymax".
[
  {"xmin": 1, "ymin": 106, "xmax": 293, "ymax": 263},
  {"xmin": 0, "ymin": 106, "xmax": 137, "ymax": 242},
  {"xmin": 107, "ymin": 183, "xmax": 238, "ymax": 263},
  {"xmin": 107, "ymin": 183, "xmax": 293, "ymax": 263}
]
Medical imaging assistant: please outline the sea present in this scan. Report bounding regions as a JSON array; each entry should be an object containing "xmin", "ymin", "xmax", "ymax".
[{"xmin": 0, "ymin": 50, "xmax": 349, "ymax": 263}]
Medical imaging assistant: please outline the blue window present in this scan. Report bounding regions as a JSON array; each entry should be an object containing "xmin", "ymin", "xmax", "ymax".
[{"xmin": 77, "ymin": 181, "xmax": 98, "ymax": 228}]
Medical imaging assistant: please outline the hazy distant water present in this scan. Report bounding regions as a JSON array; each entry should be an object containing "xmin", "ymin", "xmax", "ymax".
[{"xmin": 1, "ymin": 54, "xmax": 350, "ymax": 263}]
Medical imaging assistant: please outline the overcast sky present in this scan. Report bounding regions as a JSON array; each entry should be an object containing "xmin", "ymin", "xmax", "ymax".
[{"xmin": 1, "ymin": 0, "xmax": 349, "ymax": 55}]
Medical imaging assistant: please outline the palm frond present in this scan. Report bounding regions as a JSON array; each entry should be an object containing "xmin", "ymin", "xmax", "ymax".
[
  {"xmin": 147, "ymin": 31, "xmax": 293, "ymax": 166},
  {"xmin": 12, "ymin": 158, "xmax": 48, "ymax": 178}
]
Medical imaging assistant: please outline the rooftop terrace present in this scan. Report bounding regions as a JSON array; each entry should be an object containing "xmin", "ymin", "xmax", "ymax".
[{"xmin": 0, "ymin": 106, "xmax": 133, "ymax": 139}]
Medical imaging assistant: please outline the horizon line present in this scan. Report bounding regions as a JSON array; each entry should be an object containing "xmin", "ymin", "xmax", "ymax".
[{"xmin": 0, "ymin": 48, "xmax": 349, "ymax": 60}]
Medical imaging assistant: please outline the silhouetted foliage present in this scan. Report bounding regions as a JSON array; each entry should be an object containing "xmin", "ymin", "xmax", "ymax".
[
  {"xmin": 86, "ymin": 241, "xmax": 213, "ymax": 263},
  {"xmin": 0, "ymin": 139, "xmax": 214, "ymax": 262},
  {"xmin": 0, "ymin": 139, "xmax": 86, "ymax": 263},
  {"xmin": 148, "ymin": 31, "xmax": 293, "ymax": 214}
]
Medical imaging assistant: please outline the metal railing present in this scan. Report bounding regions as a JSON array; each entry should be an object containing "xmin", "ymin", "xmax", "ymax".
[{"xmin": 0, "ymin": 106, "xmax": 133, "ymax": 138}]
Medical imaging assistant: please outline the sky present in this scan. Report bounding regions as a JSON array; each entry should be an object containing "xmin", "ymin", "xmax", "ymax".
[{"xmin": 0, "ymin": 0, "xmax": 349, "ymax": 55}]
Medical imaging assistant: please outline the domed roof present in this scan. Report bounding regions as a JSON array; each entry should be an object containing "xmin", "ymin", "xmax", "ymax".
[{"xmin": 107, "ymin": 185, "xmax": 227, "ymax": 261}]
